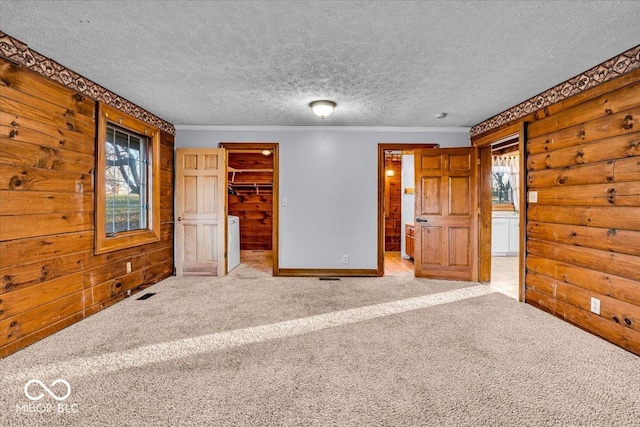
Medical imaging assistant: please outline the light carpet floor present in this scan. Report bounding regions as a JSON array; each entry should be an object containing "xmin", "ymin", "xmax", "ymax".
[{"xmin": 1, "ymin": 265, "xmax": 638, "ymax": 426}]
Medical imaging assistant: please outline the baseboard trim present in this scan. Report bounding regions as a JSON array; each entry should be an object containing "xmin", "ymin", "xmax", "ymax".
[{"xmin": 277, "ymin": 268, "xmax": 378, "ymax": 277}]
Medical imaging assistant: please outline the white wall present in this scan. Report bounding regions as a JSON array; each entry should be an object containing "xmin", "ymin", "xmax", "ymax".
[{"xmin": 176, "ymin": 127, "xmax": 470, "ymax": 269}]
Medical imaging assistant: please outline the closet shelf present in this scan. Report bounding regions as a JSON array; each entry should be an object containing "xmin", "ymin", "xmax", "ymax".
[
  {"xmin": 228, "ymin": 167, "xmax": 274, "ymax": 183},
  {"xmin": 228, "ymin": 182, "xmax": 273, "ymax": 195}
]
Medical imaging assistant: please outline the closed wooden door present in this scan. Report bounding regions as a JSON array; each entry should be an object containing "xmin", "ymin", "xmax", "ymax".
[
  {"xmin": 175, "ymin": 149, "xmax": 226, "ymax": 276},
  {"xmin": 414, "ymin": 147, "xmax": 478, "ymax": 281}
]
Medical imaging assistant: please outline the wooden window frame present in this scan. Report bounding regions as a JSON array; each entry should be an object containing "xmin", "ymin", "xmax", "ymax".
[{"xmin": 95, "ymin": 103, "xmax": 161, "ymax": 254}]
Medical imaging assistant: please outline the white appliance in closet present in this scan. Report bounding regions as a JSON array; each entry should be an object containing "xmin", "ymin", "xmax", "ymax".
[{"xmin": 227, "ymin": 215, "xmax": 240, "ymax": 272}]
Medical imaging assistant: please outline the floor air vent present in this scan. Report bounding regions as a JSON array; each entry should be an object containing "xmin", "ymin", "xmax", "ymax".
[
  {"xmin": 319, "ymin": 277, "xmax": 340, "ymax": 281},
  {"xmin": 136, "ymin": 293, "xmax": 156, "ymax": 300}
]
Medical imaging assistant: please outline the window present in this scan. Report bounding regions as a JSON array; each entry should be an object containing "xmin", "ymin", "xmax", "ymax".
[
  {"xmin": 105, "ymin": 125, "xmax": 148, "ymax": 234},
  {"xmin": 491, "ymin": 165, "xmax": 513, "ymax": 204},
  {"xmin": 96, "ymin": 103, "xmax": 161, "ymax": 254},
  {"xmin": 491, "ymin": 154, "xmax": 520, "ymax": 211}
]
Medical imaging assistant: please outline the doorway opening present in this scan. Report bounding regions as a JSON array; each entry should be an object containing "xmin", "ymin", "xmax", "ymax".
[
  {"xmin": 220, "ymin": 142, "xmax": 280, "ymax": 276},
  {"xmin": 478, "ymin": 128, "xmax": 525, "ymax": 301},
  {"xmin": 377, "ymin": 143, "xmax": 438, "ymax": 276},
  {"xmin": 489, "ymin": 136, "xmax": 520, "ymax": 299}
]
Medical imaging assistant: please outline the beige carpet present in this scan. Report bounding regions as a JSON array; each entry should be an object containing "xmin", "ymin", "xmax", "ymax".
[{"xmin": 1, "ymin": 267, "xmax": 638, "ymax": 426}]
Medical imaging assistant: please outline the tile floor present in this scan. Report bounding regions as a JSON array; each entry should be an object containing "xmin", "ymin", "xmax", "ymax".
[{"xmin": 490, "ymin": 256, "xmax": 519, "ymax": 299}]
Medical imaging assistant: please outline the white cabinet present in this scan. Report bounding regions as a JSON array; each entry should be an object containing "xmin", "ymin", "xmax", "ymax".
[
  {"xmin": 509, "ymin": 218, "xmax": 520, "ymax": 253},
  {"xmin": 492, "ymin": 218, "xmax": 509, "ymax": 253},
  {"xmin": 492, "ymin": 215, "xmax": 519, "ymax": 255}
]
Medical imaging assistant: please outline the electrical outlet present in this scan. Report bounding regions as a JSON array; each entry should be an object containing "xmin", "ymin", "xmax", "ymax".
[
  {"xmin": 126, "ymin": 261, "xmax": 132, "ymax": 274},
  {"xmin": 590, "ymin": 297, "xmax": 601, "ymax": 315},
  {"xmin": 342, "ymin": 254, "xmax": 349, "ymax": 264},
  {"xmin": 528, "ymin": 191, "xmax": 538, "ymax": 203}
]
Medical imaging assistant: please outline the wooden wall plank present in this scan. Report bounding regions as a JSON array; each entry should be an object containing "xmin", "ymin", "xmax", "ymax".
[
  {"xmin": 0, "ymin": 190, "xmax": 93, "ymax": 215},
  {"xmin": 0, "ymin": 272, "xmax": 84, "ymax": 320},
  {"xmin": 527, "ymin": 106, "xmax": 640, "ymax": 155},
  {"xmin": 0, "ymin": 164, "xmax": 93, "ymax": 192},
  {"xmin": 527, "ymin": 205, "xmax": 640, "ymax": 231},
  {"xmin": 0, "ymin": 212, "xmax": 93, "ymax": 241},
  {"xmin": 526, "ymin": 255, "xmax": 640, "ymax": 306},
  {"xmin": 0, "ymin": 138, "xmax": 95, "ymax": 174},
  {"xmin": 527, "ymin": 132, "xmax": 640, "ymax": 171},
  {"xmin": 527, "ymin": 221, "xmax": 640, "ymax": 257},
  {"xmin": 0, "ymin": 253, "xmax": 85, "ymax": 295},
  {"xmin": 0, "ymin": 95, "xmax": 94, "ymax": 136},
  {"xmin": 0, "ymin": 119, "xmax": 95, "ymax": 155},
  {"xmin": 533, "ymin": 181, "xmax": 640, "ymax": 206},
  {"xmin": 527, "ymin": 239, "xmax": 640, "ymax": 282},
  {"xmin": 0, "ymin": 231, "xmax": 93, "ymax": 269}
]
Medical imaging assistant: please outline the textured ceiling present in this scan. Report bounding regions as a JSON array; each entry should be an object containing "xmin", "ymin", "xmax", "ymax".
[{"xmin": 1, "ymin": 1, "xmax": 639, "ymax": 127}]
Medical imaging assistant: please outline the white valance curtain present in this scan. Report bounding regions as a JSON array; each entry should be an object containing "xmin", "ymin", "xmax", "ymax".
[{"xmin": 492, "ymin": 155, "xmax": 520, "ymax": 212}]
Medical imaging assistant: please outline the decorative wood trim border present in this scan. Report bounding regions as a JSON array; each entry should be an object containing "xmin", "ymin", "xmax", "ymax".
[
  {"xmin": 0, "ymin": 31, "xmax": 175, "ymax": 136},
  {"xmin": 471, "ymin": 45, "xmax": 640, "ymax": 137},
  {"xmin": 278, "ymin": 269, "xmax": 378, "ymax": 277}
]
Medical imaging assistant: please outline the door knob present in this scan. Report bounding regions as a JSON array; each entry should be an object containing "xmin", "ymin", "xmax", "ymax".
[
  {"xmin": 416, "ymin": 218, "xmax": 428, "ymax": 223},
  {"xmin": 177, "ymin": 217, "xmax": 183, "ymax": 221}
]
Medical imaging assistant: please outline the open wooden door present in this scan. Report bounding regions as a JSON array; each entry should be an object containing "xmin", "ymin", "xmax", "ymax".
[
  {"xmin": 414, "ymin": 147, "xmax": 478, "ymax": 281},
  {"xmin": 175, "ymin": 148, "xmax": 226, "ymax": 276}
]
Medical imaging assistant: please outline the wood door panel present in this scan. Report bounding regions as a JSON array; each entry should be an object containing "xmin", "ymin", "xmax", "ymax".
[
  {"xmin": 419, "ymin": 176, "xmax": 442, "ymax": 215},
  {"xmin": 449, "ymin": 176, "xmax": 471, "ymax": 216},
  {"xmin": 183, "ymin": 154, "xmax": 198, "ymax": 170},
  {"xmin": 183, "ymin": 176, "xmax": 198, "ymax": 213},
  {"xmin": 175, "ymin": 148, "xmax": 226, "ymax": 276},
  {"xmin": 202, "ymin": 176, "xmax": 219, "ymax": 214},
  {"xmin": 449, "ymin": 227, "xmax": 471, "ymax": 267},
  {"xmin": 414, "ymin": 147, "xmax": 478, "ymax": 280},
  {"xmin": 449, "ymin": 153, "xmax": 471, "ymax": 170},
  {"xmin": 419, "ymin": 153, "xmax": 442, "ymax": 170},
  {"xmin": 203, "ymin": 154, "xmax": 219, "ymax": 169},
  {"xmin": 419, "ymin": 226, "xmax": 442, "ymax": 265}
]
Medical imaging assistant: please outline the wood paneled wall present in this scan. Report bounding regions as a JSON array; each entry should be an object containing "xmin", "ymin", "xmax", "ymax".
[
  {"xmin": 524, "ymin": 77, "xmax": 640, "ymax": 355},
  {"xmin": 384, "ymin": 158, "xmax": 402, "ymax": 251},
  {"xmin": 0, "ymin": 58, "xmax": 174, "ymax": 357},
  {"xmin": 227, "ymin": 152, "xmax": 273, "ymax": 250},
  {"xmin": 474, "ymin": 70, "xmax": 640, "ymax": 355}
]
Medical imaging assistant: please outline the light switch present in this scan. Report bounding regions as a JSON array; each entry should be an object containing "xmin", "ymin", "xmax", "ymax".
[
  {"xmin": 282, "ymin": 198, "xmax": 288, "ymax": 207},
  {"xmin": 528, "ymin": 191, "xmax": 538, "ymax": 203}
]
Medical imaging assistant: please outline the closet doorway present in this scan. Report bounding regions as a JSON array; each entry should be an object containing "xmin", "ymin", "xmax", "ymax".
[{"xmin": 220, "ymin": 142, "xmax": 279, "ymax": 276}]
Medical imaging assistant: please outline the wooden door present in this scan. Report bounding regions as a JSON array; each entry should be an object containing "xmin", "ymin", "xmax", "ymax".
[
  {"xmin": 175, "ymin": 148, "xmax": 226, "ymax": 276},
  {"xmin": 414, "ymin": 147, "xmax": 478, "ymax": 281}
]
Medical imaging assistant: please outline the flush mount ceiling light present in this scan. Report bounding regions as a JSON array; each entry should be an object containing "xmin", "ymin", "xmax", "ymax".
[
  {"xmin": 310, "ymin": 100, "xmax": 336, "ymax": 119},
  {"xmin": 436, "ymin": 112, "xmax": 448, "ymax": 119}
]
